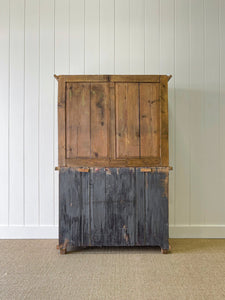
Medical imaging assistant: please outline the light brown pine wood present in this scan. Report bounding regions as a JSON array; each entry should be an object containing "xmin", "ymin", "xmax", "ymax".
[{"xmin": 56, "ymin": 75, "xmax": 171, "ymax": 168}]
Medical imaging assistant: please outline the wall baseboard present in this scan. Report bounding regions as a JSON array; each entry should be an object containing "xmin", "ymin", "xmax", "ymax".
[
  {"xmin": 0, "ymin": 226, "xmax": 58, "ymax": 239},
  {"xmin": 0, "ymin": 225, "xmax": 225, "ymax": 239},
  {"xmin": 169, "ymin": 225, "xmax": 225, "ymax": 238}
]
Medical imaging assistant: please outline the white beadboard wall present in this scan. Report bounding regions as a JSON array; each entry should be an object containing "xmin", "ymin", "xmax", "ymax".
[{"xmin": 0, "ymin": 0, "xmax": 225, "ymax": 238}]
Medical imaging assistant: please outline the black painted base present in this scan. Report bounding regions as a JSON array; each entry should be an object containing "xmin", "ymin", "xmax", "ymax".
[{"xmin": 59, "ymin": 167, "xmax": 169, "ymax": 254}]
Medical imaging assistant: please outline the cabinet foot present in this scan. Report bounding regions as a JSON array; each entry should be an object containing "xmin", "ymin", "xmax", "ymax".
[
  {"xmin": 57, "ymin": 239, "xmax": 69, "ymax": 255},
  {"xmin": 161, "ymin": 248, "xmax": 168, "ymax": 254},
  {"xmin": 161, "ymin": 243, "xmax": 171, "ymax": 254},
  {"xmin": 60, "ymin": 247, "xmax": 67, "ymax": 255}
]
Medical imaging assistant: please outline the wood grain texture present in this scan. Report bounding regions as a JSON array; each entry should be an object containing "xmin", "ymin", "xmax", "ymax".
[
  {"xmin": 57, "ymin": 76, "xmax": 169, "ymax": 167},
  {"xmin": 140, "ymin": 83, "xmax": 160, "ymax": 157},
  {"xmin": 91, "ymin": 83, "xmax": 109, "ymax": 158},
  {"xmin": 109, "ymin": 82, "xmax": 116, "ymax": 159},
  {"xmin": 66, "ymin": 83, "xmax": 91, "ymax": 158},
  {"xmin": 110, "ymin": 75, "xmax": 160, "ymax": 82},
  {"xmin": 65, "ymin": 157, "xmax": 161, "ymax": 168},
  {"xmin": 58, "ymin": 78, "xmax": 66, "ymax": 166},
  {"xmin": 160, "ymin": 75, "xmax": 169, "ymax": 166},
  {"xmin": 55, "ymin": 75, "xmax": 109, "ymax": 82},
  {"xmin": 115, "ymin": 83, "xmax": 139, "ymax": 158},
  {"xmin": 59, "ymin": 167, "xmax": 169, "ymax": 251}
]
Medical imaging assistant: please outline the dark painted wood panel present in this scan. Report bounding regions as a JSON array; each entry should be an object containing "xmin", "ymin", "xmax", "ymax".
[
  {"xmin": 105, "ymin": 168, "xmax": 136, "ymax": 246},
  {"xmin": 91, "ymin": 83, "xmax": 109, "ymax": 158},
  {"xmin": 59, "ymin": 168, "xmax": 82, "ymax": 247},
  {"xmin": 140, "ymin": 83, "xmax": 160, "ymax": 157},
  {"xmin": 145, "ymin": 171, "xmax": 169, "ymax": 249},
  {"xmin": 135, "ymin": 170, "xmax": 145, "ymax": 245},
  {"xmin": 59, "ymin": 168, "xmax": 169, "ymax": 252},
  {"xmin": 66, "ymin": 83, "xmax": 91, "ymax": 158},
  {"xmin": 90, "ymin": 168, "xmax": 106, "ymax": 246}
]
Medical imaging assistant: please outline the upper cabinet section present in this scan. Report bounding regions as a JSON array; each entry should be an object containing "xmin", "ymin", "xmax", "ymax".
[{"xmin": 55, "ymin": 75, "xmax": 171, "ymax": 167}]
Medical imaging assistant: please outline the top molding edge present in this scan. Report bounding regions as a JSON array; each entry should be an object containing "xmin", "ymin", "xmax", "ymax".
[{"xmin": 54, "ymin": 74, "xmax": 172, "ymax": 83}]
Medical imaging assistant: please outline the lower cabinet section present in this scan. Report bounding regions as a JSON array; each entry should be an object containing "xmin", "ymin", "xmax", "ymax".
[{"xmin": 58, "ymin": 167, "xmax": 169, "ymax": 254}]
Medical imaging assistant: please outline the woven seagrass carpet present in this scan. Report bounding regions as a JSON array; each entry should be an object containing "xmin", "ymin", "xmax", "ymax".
[{"xmin": 0, "ymin": 239, "xmax": 225, "ymax": 300}]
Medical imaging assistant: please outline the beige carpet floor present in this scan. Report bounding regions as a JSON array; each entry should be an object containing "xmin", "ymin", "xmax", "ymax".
[{"xmin": 0, "ymin": 239, "xmax": 225, "ymax": 300}]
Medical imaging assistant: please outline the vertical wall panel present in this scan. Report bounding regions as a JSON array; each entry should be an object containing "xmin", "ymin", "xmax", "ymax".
[
  {"xmin": 220, "ymin": 0, "xmax": 225, "ymax": 219},
  {"xmin": 39, "ymin": 0, "xmax": 55, "ymax": 225},
  {"xmin": 115, "ymin": 0, "xmax": 130, "ymax": 74},
  {"xmin": 145, "ymin": 0, "xmax": 160, "ymax": 74},
  {"xmin": 174, "ymin": 0, "xmax": 190, "ymax": 225},
  {"xmin": 160, "ymin": 0, "xmax": 175, "ymax": 225},
  {"xmin": 24, "ymin": 0, "xmax": 39, "ymax": 225},
  {"xmin": 9, "ymin": 0, "xmax": 25, "ymax": 225},
  {"xmin": 85, "ymin": 0, "xmax": 100, "ymax": 74},
  {"xmin": 0, "ymin": 0, "xmax": 9, "ymax": 225},
  {"xmin": 0, "ymin": 0, "xmax": 225, "ymax": 237},
  {"xmin": 189, "ymin": 0, "xmax": 204, "ymax": 225},
  {"xmin": 100, "ymin": 0, "xmax": 114, "ymax": 74},
  {"xmin": 54, "ymin": 0, "xmax": 70, "ymax": 225},
  {"xmin": 70, "ymin": 0, "xmax": 85, "ymax": 74},
  {"xmin": 130, "ymin": 0, "xmax": 145, "ymax": 74},
  {"xmin": 204, "ymin": 0, "xmax": 221, "ymax": 224}
]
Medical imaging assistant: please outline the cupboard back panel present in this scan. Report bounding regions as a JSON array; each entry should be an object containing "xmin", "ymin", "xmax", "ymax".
[
  {"xmin": 57, "ymin": 75, "xmax": 169, "ymax": 167},
  {"xmin": 66, "ymin": 82, "xmax": 109, "ymax": 159},
  {"xmin": 115, "ymin": 83, "xmax": 160, "ymax": 158}
]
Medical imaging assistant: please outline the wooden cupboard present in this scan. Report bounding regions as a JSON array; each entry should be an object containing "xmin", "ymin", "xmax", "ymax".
[{"xmin": 55, "ymin": 75, "xmax": 172, "ymax": 254}]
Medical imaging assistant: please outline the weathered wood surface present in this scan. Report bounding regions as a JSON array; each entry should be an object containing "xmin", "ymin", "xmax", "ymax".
[
  {"xmin": 59, "ymin": 167, "xmax": 169, "ymax": 252},
  {"xmin": 56, "ymin": 75, "xmax": 171, "ymax": 168}
]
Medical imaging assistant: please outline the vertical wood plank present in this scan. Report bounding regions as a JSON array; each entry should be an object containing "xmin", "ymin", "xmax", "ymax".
[
  {"xmin": 0, "ymin": 0, "xmax": 9, "ymax": 225},
  {"xmin": 116, "ymin": 83, "xmax": 139, "ymax": 158},
  {"xmin": 160, "ymin": 76, "xmax": 169, "ymax": 166},
  {"xmin": 24, "ymin": 0, "xmax": 39, "ymax": 225},
  {"xmin": 160, "ymin": 0, "xmax": 175, "ymax": 226},
  {"xmin": 127, "ymin": 84, "xmax": 139, "ymax": 157},
  {"xmin": 100, "ymin": 0, "xmax": 114, "ymax": 74},
  {"xmin": 174, "ymin": 0, "xmax": 190, "ymax": 225},
  {"xmin": 54, "ymin": 0, "xmax": 70, "ymax": 226},
  {"xmin": 204, "ymin": 0, "xmax": 221, "ymax": 224},
  {"xmin": 85, "ymin": 0, "xmax": 100, "ymax": 74},
  {"xmin": 57, "ymin": 78, "xmax": 66, "ymax": 165},
  {"xmin": 40, "ymin": 0, "xmax": 55, "ymax": 225},
  {"xmin": 109, "ymin": 82, "xmax": 116, "ymax": 159},
  {"xmin": 140, "ymin": 83, "xmax": 160, "ymax": 157},
  {"xmin": 90, "ymin": 169, "xmax": 106, "ymax": 246},
  {"xmin": 70, "ymin": 0, "xmax": 85, "ymax": 74},
  {"xmin": 59, "ymin": 168, "xmax": 81, "ymax": 247},
  {"xmin": 105, "ymin": 168, "xmax": 136, "ymax": 246},
  {"xmin": 220, "ymin": 0, "xmax": 225, "ymax": 221},
  {"xmin": 115, "ymin": 0, "xmax": 130, "ymax": 74},
  {"xmin": 91, "ymin": 83, "xmax": 109, "ymax": 158},
  {"xmin": 145, "ymin": 172, "xmax": 169, "ymax": 249},
  {"xmin": 55, "ymin": 0, "xmax": 69, "ymax": 74},
  {"xmin": 130, "ymin": 0, "xmax": 145, "ymax": 74},
  {"xmin": 9, "ymin": 0, "xmax": 25, "ymax": 225},
  {"xmin": 145, "ymin": 0, "xmax": 160, "ymax": 74},
  {"xmin": 116, "ymin": 83, "xmax": 127, "ymax": 157},
  {"xmin": 135, "ymin": 170, "xmax": 145, "ymax": 245},
  {"xmin": 81, "ymin": 171, "xmax": 90, "ymax": 245},
  {"xmin": 66, "ymin": 83, "xmax": 91, "ymax": 158},
  {"xmin": 189, "ymin": 0, "xmax": 204, "ymax": 225}
]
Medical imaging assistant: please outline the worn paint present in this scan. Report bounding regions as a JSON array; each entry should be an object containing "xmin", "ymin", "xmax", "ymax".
[{"xmin": 59, "ymin": 167, "xmax": 169, "ymax": 253}]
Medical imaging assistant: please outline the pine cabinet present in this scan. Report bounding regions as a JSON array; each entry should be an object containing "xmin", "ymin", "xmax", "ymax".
[{"xmin": 55, "ymin": 75, "xmax": 172, "ymax": 254}]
